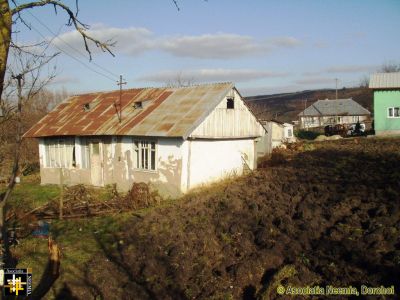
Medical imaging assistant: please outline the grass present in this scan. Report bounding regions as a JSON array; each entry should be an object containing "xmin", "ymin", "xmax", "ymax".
[
  {"xmin": 13, "ymin": 211, "xmax": 137, "ymax": 297},
  {"xmin": 2, "ymin": 175, "xmax": 169, "ymax": 298},
  {"xmin": 7, "ymin": 182, "xmax": 60, "ymax": 210}
]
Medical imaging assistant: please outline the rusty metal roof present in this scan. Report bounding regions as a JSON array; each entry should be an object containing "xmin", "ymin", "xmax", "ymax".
[
  {"xmin": 23, "ymin": 82, "xmax": 234, "ymax": 139},
  {"xmin": 369, "ymin": 72, "xmax": 400, "ymax": 89}
]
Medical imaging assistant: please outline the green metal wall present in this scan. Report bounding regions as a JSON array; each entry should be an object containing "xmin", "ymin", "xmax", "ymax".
[{"xmin": 374, "ymin": 90, "xmax": 400, "ymax": 134}]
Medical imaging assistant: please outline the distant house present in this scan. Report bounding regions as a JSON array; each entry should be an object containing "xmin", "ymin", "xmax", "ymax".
[
  {"xmin": 369, "ymin": 72, "xmax": 400, "ymax": 136},
  {"xmin": 23, "ymin": 83, "xmax": 267, "ymax": 197},
  {"xmin": 298, "ymin": 98, "xmax": 371, "ymax": 129},
  {"xmin": 259, "ymin": 120, "xmax": 296, "ymax": 150}
]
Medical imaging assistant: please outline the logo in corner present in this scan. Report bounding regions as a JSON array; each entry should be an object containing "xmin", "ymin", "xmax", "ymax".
[{"xmin": 3, "ymin": 268, "xmax": 32, "ymax": 297}]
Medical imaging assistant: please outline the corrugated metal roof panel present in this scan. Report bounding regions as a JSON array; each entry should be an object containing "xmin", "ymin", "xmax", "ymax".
[
  {"xmin": 298, "ymin": 98, "xmax": 371, "ymax": 116},
  {"xmin": 23, "ymin": 83, "xmax": 234, "ymax": 138},
  {"xmin": 369, "ymin": 72, "xmax": 400, "ymax": 89}
]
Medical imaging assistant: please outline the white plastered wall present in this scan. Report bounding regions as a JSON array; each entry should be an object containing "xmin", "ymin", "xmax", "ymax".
[
  {"xmin": 102, "ymin": 136, "xmax": 184, "ymax": 196},
  {"xmin": 181, "ymin": 138, "xmax": 255, "ymax": 191},
  {"xmin": 38, "ymin": 138, "xmax": 45, "ymax": 166}
]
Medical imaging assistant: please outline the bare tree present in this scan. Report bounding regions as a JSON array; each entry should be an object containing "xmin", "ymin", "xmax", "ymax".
[
  {"xmin": 165, "ymin": 71, "xmax": 196, "ymax": 87},
  {"xmin": 0, "ymin": 0, "xmax": 116, "ymax": 102},
  {"xmin": 359, "ymin": 61, "xmax": 400, "ymax": 88},
  {"xmin": 379, "ymin": 61, "xmax": 400, "ymax": 73},
  {"xmin": 359, "ymin": 75, "xmax": 369, "ymax": 88},
  {"xmin": 0, "ymin": 42, "xmax": 60, "ymax": 300}
]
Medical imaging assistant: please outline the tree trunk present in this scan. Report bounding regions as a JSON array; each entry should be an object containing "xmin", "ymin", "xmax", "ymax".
[
  {"xmin": 0, "ymin": 0, "xmax": 12, "ymax": 100},
  {"xmin": 0, "ymin": 74, "xmax": 22, "ymax": 269}
]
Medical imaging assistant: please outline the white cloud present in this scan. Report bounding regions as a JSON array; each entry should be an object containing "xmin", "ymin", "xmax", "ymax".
[
  {"xmin": 325, "ymin": 65, "xmax": 378, "ymax": 73},
  {"xmin": 240, "ymin": 85, "xmax": 301, "ymax": 96},
  {"xmin": 49, "ymin": 75, "xmax": 80, "ymax": 85},
  {"xmin": 160, "ymin": 34, "xmax": 263, "ymax": 59},
  {"xmin": 137, "ymin": 68, "xmax": 289, "ymax": 83},
  {"xmin": 302, "ymin": 71, "xmax": 322, "ymax": 76},
  {"xmin": 302, "ymin": 64, "xmax": 378, "ymax": 77},
  {"xmin": 51, "ymin": 25, "xmax": 301, "ymax": 59},
  {"xmin": 314, "ymin": 41, "xmax": 328, "ymax": 49},
  {"xmin": 161, "ymin": 34, "xmax": 301, "ymax": 59},
  {"xmin": 52, "ymin": 25, "xmax": 154, "ymax": 56},
  {"xmin": 295, "ymin": 77, "xmax": 336, "ymax": 85},
  {"xmin": 268, "ymin": 37, "xmax": 301, "ymax": 48}
]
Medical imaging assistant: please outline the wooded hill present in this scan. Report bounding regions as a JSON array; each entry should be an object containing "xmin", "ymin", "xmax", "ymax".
[{"xmin": 244, "ymin": 87, "xmax": 373, "ymax": 123}]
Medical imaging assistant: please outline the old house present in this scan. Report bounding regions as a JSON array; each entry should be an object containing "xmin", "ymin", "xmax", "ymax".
[
  {"xmin": 298, "ymin": 98, "xmax": 371, "ymax": 129},
  {"xmin": 24, "ymin": 83, "xmax": 266, "ymax": 196},
  {"xmin": 369, "ymin": 72, "xmax": 400, "ymax": 135},
  {"xmin": 259, "ymin": 120, "xmax": 296, "ymax": 150}
]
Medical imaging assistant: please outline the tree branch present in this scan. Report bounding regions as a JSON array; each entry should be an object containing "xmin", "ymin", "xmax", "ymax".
[{"xmin": 11, "ymin": 0, "xmax": 115, "ymax": 60}]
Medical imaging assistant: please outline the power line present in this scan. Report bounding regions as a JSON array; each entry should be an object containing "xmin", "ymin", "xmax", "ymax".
[
  {"xmin": 25, "ymin": 9, "xmax": 119, "ymax": 79},
  {"xmin": 18, "ymin": 6, "xmax": 119, "ymax": 82},
  {"xmin": 27, "ymin": 22, "xmax": 117, "ymax": 82}
]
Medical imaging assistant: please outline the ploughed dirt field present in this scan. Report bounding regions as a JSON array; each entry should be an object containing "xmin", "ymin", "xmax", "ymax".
[{"xmin": 70, "ymin": 138, "xmax": 400, "ymax": 299}]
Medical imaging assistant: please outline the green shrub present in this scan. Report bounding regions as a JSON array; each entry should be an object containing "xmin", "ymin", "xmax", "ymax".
[{"xmin": 295, "ymin": 130, "xmax": 320, "ymax": 140}]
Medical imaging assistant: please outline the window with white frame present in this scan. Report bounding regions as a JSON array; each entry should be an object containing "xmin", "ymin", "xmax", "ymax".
[
  {"xmin": 304, "ymin": 116, "xmax": 318, "ymax": 126},
  {"xmin": 133, "ymin": 139, "xmax": 157, "ymax": 171},
  {"xmin": 388, "ymin": 107, "xmax": 400, "ymax": 118},
  {"xmin": 44, "ymin": 138, "xmax": 75, "ymax": 168},
  {"xmin": 287, "ymin": 128, "xmax": 293, "ymax": 137}
]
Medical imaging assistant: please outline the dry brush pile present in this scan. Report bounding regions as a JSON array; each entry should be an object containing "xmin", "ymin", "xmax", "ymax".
[{"xmin": 10, "ymin": 183, "xmax": 161, "ymax": 225}]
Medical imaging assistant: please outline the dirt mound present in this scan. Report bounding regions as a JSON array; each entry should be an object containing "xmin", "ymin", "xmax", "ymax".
[
  {"xmin": 315, "ymin": 134, "xmax": 343, "ymax": 141},
  {"xmin": 80, "ymin": 138, "xmax": 399, "ymax": 299}
]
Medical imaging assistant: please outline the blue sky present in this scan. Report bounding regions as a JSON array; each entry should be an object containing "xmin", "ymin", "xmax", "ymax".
[{"xmin": 11, "ymin": 0, "xmax": 400, "ymax": 96}]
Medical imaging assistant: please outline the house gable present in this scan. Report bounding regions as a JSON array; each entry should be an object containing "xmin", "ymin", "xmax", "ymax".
[{"xmin": 189, "ymin": 88, "xmax": 266, "ymax": 139}]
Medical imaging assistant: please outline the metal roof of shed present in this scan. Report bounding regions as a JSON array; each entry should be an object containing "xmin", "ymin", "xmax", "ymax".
[
  {"xmin": 369, "ymin": 72, "xmax": 400, "ymax": 89},
  {"xmin": 23, "ymin": 82, "xmax": 234, "ymax": 139},
  {"xmin": 298, "ymin": 98, "xmax": 371, "ymax": 117}
]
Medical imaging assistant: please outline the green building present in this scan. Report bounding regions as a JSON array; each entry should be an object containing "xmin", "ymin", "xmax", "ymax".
[{"xmin": 370, "ymin": 72, "xmax": 400, "ymax": 135}]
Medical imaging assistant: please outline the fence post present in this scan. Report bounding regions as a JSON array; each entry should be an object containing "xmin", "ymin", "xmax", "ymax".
[{"xmin": 59, "ymin": 169, "xmax": 64, "ymax": 220}]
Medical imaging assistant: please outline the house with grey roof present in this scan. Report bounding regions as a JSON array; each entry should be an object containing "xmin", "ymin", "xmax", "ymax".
[
  {"xmin": 24, "ymin": 83, "xmax": 267, "ymax": 197},
  {"xmin": 369, "ymin": 72, "xmax": 400, "ymax": 135},
  {"xmin": 298, "ymin": 98, "xmax": 371, "ymax": 129}
]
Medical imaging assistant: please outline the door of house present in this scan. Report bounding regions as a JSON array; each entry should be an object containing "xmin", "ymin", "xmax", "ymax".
[{"xmin": 90, "ymin": 140, "xmax": 104, "ymax": 186}]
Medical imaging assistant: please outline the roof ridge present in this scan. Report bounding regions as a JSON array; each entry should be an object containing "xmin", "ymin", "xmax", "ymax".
[
  {"xmin": 317, "ymin": 98, "xmax": 352, "ymax": 101},
  {"xmin": 70, "ymin": 82, "xmax": 234, "ymax": 97}
]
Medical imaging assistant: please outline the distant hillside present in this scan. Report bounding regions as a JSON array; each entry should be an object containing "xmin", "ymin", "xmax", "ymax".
[{"xmin": 244, "ymin": 87, "xmax": 373, "ymax": 123}]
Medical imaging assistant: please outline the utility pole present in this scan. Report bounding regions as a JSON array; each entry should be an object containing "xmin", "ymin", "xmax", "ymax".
[
  {"xmin": 303, "ymin": 99, "xmax": 307, "ymax": 130},
  {"xmin": 116, "ymin": 75, "xmax": 127, "ymax": 122},
  {"xmin": 335, "ymin": 78, "xmax": 338, "ymax": 100},
  {"xmin": 335, "ymin": 78, "xmax": 339, "ymax": 124}
]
